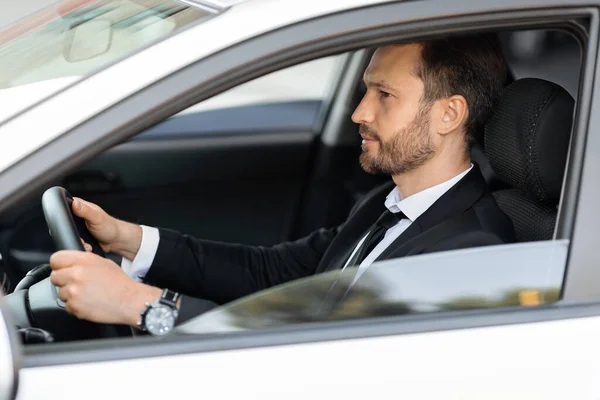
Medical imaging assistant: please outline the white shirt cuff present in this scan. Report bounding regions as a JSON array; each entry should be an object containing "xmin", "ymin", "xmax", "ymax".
[{"xmin": 121, "ymin": 225, "xmax": 160, "ymax": 282}]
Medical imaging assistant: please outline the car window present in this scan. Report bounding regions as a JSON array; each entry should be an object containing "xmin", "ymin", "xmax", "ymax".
[
  {"xmin": 500, "ymin": 30, "xmax": 580, "ymax": 97},
  {"xmin": 0, "ymin": 0, "xmax": 211, "ymax": 122},
  {"xmin": 177, "ymin": 240, "xmax": 567, "ymax": 334},
  {"xmin": 0, "ymin": 18, "xmax": 584, "ymax": 355},
  {"xmin": 182, "ymin": 56, "xmax": 344, "ymax": 114},
  {"xmin": 138, "ymin": 55, "xmax": 346, "ymax": 139}
]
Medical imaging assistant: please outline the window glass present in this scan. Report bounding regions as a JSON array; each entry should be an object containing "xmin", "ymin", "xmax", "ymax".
[
  {"xmin": 179, "ymin": 55, "xmax": 344, "ymax": 115},
  {"xmin": 177, "ymin": 241, "xmax": 567, "ymax": 334},
  {"xmin": 500, "ymin": 30, "xmax": 581, "ymax": 97},
  {"xmin": 142, "ymin": 55, "xmax": 345, "ymax": 137}
]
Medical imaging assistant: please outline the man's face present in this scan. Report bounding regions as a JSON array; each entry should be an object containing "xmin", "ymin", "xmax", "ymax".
[{"xmin": 352, "ymin": 44, "xmax": 435, "ymax": 175}]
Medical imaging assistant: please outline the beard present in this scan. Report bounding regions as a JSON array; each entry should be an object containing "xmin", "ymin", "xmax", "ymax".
[{"xmin": 359, "ymin": 104, "xmax": 435, "ymax": 175}]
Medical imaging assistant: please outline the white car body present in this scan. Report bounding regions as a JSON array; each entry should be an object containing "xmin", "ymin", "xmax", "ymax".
[{"xmin": 17, "ymin": 316, "xmax": 600, "ymax": 399}]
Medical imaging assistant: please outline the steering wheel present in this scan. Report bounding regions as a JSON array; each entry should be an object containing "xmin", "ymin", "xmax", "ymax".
[
  {"xmin": 43, "ymin": 186, "xmax": 106, "ymax": 257},
  {"xmin": 4, "ymin": 187, "xmax": 131, "ymax": 342},
  {"xmin": 14, "ymin": 187, "xmax": 106, "ymax": 292}
]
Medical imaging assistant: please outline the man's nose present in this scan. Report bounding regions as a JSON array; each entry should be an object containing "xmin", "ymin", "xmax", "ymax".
[{"xmin": 351, "ymin": 95, "xmax": 374, "ymax": 124}]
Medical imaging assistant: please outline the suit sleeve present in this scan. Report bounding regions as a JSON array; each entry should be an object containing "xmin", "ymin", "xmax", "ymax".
[{"xmin": 143, "ymin": 226, "xmax": 341, "ymax": 304}]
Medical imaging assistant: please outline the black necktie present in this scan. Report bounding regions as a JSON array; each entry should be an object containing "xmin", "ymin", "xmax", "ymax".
[{"xmin": 346, "ymin": 209, "xmax": 405, "ymax": 267}]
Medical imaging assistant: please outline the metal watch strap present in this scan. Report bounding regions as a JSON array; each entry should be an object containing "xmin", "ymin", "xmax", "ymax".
[{"xmin": 159, "ymin": 288, "xmax": 180, "ymax": 309}]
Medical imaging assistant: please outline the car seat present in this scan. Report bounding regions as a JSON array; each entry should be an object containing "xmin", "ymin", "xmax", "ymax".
[{"xmin": 484, "ymin": 78, "xmax": 574, "ymax": 241}]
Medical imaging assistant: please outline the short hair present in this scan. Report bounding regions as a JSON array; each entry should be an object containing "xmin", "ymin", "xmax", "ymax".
[{"xmin": 414, "ymin": 33, "xmax": 508, "ymax": 147}]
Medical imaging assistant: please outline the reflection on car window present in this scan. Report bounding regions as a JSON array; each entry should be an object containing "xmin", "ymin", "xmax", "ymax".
[
  {"xmin": 141, "ymin": 55, "xmax": 345, "ymax": 139},
  {"xmin": 180, "ymin": 55, "xmax": 345, "ymax": 115},
  {"xmin": 177, "ymin": 240, "xmax": 567, "ymax": 335},
  {"xmin": 0, "ymin": 0, "xmax": 210, "ymax": 120}
]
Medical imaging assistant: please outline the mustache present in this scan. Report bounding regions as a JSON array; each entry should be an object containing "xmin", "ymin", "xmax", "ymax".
[{"xmin": 359, "ymin": 124, "xmax": 381, "ymax": 140}]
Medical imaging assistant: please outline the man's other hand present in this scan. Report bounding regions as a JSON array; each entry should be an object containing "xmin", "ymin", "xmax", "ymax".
[{"xmin": 50, "ymin": 250, "xmax": 161, "ymax": 326}]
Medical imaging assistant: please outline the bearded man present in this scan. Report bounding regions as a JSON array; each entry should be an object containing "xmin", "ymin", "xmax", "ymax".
[{"xmin": 48, "ymin": 34, "xmax": 516, "ymax": 330}]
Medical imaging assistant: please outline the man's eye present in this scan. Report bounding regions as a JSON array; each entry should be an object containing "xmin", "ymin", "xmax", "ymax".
[{"xmin": 379, "ymin": 90, "xmax": 392, "ymax": 99}]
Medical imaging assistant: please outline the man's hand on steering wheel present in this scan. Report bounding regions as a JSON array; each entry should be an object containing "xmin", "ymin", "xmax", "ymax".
[
  {"xmin": 49, "ymin": 250, "xmax": 162, "ymax": 327},
  {"xmin": 71, "ymin": 197, "xmax": 144, "ymax": 261},
  {"xmin": 50, "ymin": 195, "xmax": 161, "ymax": 327}
]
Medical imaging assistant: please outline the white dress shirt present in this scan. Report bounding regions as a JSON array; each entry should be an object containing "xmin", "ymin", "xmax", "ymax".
[{"xmin": 122, "ymin": 165, "xmax": 473, "ymax": 282}]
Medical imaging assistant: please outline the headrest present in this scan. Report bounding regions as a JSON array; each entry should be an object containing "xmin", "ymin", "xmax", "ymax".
[{"xmin": 484, "ymin": 78, "xmax": 574, "ymax": 204}]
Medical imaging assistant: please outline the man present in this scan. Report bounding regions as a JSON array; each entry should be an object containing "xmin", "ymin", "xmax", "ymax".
[{"xmin": 49, "ymin": 34, "xmax": 515, "ymax": 329}]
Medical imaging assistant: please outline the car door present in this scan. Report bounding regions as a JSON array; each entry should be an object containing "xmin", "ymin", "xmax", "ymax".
[
  {"xmin": 14, "ymin": 247, "xmax": 600, "ymax": 399},
  {"xmin": 3, "ymin": 0, "xmax": 600, "ymax": 399},
  {"xmin": 168, "ymin": 240, "xmax": 599, "ymax": 398}
]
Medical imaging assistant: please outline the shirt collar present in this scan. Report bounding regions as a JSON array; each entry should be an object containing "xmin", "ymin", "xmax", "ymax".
[{"xmin": 384, "ymin": 164, "xmax": 474, "ymax": 221}]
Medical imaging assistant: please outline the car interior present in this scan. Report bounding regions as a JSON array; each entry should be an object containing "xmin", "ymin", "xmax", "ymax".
[{"xmin": 0, "ymin": 27, "xmax": 583, "ymax": 344}]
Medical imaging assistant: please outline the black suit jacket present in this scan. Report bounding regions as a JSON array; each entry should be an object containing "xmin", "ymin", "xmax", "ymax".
[{"xmin": 144, "ymin": 165, "xmax": 515, "ymax": 307}]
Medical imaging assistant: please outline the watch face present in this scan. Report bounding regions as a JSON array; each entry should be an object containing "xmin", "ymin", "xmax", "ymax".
[{"xmin": 145, "ymin": 305, "xmax": 176, "ymax": 336}]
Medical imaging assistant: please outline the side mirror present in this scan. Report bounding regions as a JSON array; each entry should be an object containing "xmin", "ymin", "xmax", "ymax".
[{"xmin": 64, "ymin": 19, "xmax": 113, "ymax": 63}]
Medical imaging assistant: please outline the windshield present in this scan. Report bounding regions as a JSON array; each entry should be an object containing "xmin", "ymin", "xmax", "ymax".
[{"xmin": 0, "ymin": 0, "xmax": 211, "ymax": 122}]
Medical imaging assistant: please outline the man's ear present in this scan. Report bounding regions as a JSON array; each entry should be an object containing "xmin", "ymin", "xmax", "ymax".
[{"xmin": 438, "ymin": 95, "xmax": 468, "ymax": 135}]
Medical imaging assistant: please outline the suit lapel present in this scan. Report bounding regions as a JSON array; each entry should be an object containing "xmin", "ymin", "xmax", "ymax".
[
  {"xmin": 317, "ymin": 183, "xmax": 393, "ymax": 273},
  {"xmin": 321, "ymin": 202, "xmax": 386, "ymax": 272},
  {"xmin": 375, "ymin": 222, "xmax": 421, "ymax": 261},
  {"xmin": 375, "ymin": 165, "xmax": 488, "ymax": 261}
]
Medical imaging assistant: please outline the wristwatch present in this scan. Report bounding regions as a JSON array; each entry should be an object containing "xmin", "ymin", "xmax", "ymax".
[{"xmin": 138, "ymin": 289, "xmax": 180, "ymax": 336}]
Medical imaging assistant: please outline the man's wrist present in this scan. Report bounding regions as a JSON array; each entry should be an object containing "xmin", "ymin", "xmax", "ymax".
[
  {"xmin": 113, "ymin": 221, "xmax": 143, "ymax": 260},
  {"xmin": 122, "ymin": 283, "xmax": 182, "ymax": 329}
]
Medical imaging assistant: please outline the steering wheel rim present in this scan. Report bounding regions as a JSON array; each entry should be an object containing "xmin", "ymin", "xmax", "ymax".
[{"xmin": 42, "ymin": 186, "xmax": 106, "ymax": 257}]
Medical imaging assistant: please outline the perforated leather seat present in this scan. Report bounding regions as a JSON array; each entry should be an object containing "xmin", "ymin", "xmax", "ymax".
[{"xmin": 484, "ymin": 78, "xmax": 574, "ymax": 242}]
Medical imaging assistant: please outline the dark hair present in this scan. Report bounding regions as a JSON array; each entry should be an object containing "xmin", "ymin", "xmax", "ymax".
[{"xmin": 415, "ymin": 33, "xmax": 508, "ymax": 148}]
